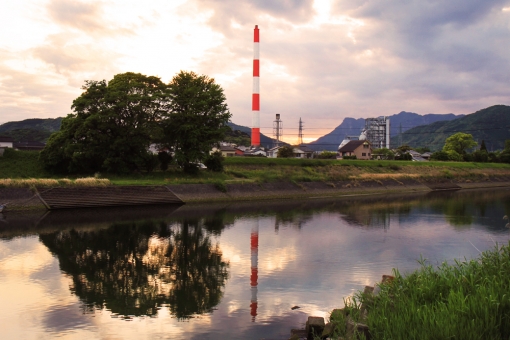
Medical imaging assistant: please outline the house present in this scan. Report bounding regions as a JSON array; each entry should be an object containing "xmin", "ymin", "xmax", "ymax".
[
  {"xmin": 211, "ymin": 145, "xmax": 237, "ymax": 157},
  {"xmin": 244, "ymin": 147, "xmax": 267, "ymax": 157},
  {"xmin": 408, "ymin": 150, "xmax": 428, "ymax": 162},
  {"xmin": 234, "ymin": 147, "xmax": 245, "ymax": 156},
  {"xmin": 13, "ymin": 141, "xmax": 46, "ymax": 151},
  {"xmin": 337, "ymin": 140, "xmax": 372, "ymax": 160},
  {"xmin": 0, "ymin": 136, "xmax": 14, "ymax": 157},
  {"xmin": 0, "ymin": 136, "xmax": 14, "ymax": 148},
  {"xmin": 294, "ymin": 145, "xmax": 314, "ymax": 159},
  {"xmin": 267, "ymin": 146, "xmax": 281, "ymax": 158}
]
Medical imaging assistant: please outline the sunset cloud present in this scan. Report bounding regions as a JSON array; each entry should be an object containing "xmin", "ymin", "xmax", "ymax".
[{"xmin": 1, "ymin": 0, "xmax": 509, "ymax": 142}]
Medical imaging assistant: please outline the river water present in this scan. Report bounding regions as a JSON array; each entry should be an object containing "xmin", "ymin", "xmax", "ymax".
[{"xmin": 1, "ymin": 188, "xmax": 510, "ymax": 339}]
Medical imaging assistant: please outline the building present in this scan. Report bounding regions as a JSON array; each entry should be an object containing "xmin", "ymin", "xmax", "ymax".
[
  {"xmin": 337, "ymin": 140, "xmax": 372, "ymax": 160},
  {"xmin": 0, "ymin": 136, "xmax": 14, "ymax": 157},
  {"xmin": 14, "ymin": 141, "xmax": 46, "ymax": 151},
  {"xmin": 211, "ymin": 145, "xmax": 237, "ymax": 157},
  {"xmin": 0, "ymin": 136, "xmax": 14, "ymax": 148},
  {"xmin": 294, "ymin": 145, "xmax": 314, "ymax": 159},
  {"xmin": 362, "ymin": 116, "xmax": 390, "ymax": 149}
]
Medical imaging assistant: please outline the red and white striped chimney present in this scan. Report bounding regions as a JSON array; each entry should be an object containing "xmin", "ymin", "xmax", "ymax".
[
  {"xmin": 251, "ymin": 25, "xmax": 260, "ymax": 146},
  {"xmin": 250, "ymin": 219, "xmax": 259, "ymax": 321}
]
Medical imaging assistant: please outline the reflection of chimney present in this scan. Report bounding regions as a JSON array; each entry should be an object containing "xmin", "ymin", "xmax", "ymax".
[{"xmin": 250, "ymin": 220, "xmax": 259, "ymax": 321}]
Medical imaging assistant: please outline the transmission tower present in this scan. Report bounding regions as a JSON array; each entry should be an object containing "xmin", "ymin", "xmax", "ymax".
[
  {"xmin": 273, "ymin": 114, "xmax": 283, "ymax": 148},
  {"xmin": 298, "ymin": 117, "xmax": 304, "ymax": 145}
]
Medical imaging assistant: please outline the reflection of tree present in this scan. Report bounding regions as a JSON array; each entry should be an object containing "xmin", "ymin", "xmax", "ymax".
[
  {"xmin": 39, "ymin": 218, "xmax": 228, "ymax": 319},
  {"xmin": 274, "ymin": 210, "xmax": 314, "ymax": 231},
  {"xmin": 338, "ymin": 202, "xmax": 412, "ymax": 229},
  {"xmin": 165, "ymin": 219, "xmax": 228, "ymax": 318}
]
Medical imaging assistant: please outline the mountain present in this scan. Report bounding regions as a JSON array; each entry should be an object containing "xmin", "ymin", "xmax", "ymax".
[
  {"xmin": 307, "ymin": 112, "xmax": 462, "ymax": 151},
  {"xmin": 395, "ymin": 105, "xmax": 510, "ymax": 151},
  {"xmin": 0, "ymin": 118, "xmax": 62, "ymax": 143},
  {"xmin": 227, "ymin": 122, "xmax": 277, "ymax": 148}
]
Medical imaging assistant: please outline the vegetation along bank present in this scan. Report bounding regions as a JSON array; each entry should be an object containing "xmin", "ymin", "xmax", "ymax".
[{"xmin": 2, "ymin": 150, "xmax": 510, "ymax": 210}]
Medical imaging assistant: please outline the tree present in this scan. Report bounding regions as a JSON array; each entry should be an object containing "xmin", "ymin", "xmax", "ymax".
[
  {"xmin": 40, "ymin": 73, "xmax": 170, "ymax": 174},
  {"xmin": 430, "ymin": 150, "xmax": 449, "ymax": 161},
  {"xmin": 480, "ymin": 140, "xmax": 487, "ymax": 152},
  {"xmin": 277, "ymin": 145, "xmax": 294, "ymax": 158},
  {"xmin": 372, "ymin": 148, "xmax": 395, "ymax": 160},
  {"xmin": 204, "ymin": 151, "xmax": 224, "ymax": 172},
  {"xmin": 161, "ymin": 71, "xmax": 231, "ymax": 174},
  {"xmin": 442, "ymin": 132, "xmax": 477, "ymax": 155}
]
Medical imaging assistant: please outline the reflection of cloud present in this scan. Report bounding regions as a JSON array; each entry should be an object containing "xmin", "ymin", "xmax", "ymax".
[
  {"xmin": 43, "ymin": 304, "xmax": 90, "ymax": 332},
  {"xmin": 262, "ymin": 247, "xmax": 297, "ymax": 272}
]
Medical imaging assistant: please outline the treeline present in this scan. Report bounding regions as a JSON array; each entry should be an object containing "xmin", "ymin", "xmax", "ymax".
[{"xmin": 40, "ymin": 71, "xmax": 231, "ymax": 175}]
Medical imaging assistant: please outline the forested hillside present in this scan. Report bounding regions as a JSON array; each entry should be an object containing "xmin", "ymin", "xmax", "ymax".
[
  {"xmin": 396, "ymin": 105, "xmax": 510, "ymax": 151},
  {"xmin": 0, "ymin": 118, "xmax": 62, "ymax": 142}
]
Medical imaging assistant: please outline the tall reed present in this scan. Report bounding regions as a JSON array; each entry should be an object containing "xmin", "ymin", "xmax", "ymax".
[{"xmin": 345, "ymin": 244, "xmax": 510, "ymax": 339}]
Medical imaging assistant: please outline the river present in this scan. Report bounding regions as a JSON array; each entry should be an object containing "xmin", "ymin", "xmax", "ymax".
[{"xmin": 1, "ymin": 188, "xmax": 509, "ymax": 339}]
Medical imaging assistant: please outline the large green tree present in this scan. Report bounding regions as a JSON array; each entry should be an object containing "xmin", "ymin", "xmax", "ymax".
[
  {"xmin": 161, "ymin": 71, "xmax": 231, "ymax": 174},
  {"xmin": 40, "ymin": 73, "xmax": 169, "ymax": 174},
  {"xmin": 442, "ymin": 132, "xmax": 477, "ymax": 155}
]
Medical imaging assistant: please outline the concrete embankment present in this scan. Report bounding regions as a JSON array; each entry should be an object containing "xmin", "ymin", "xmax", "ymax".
[{"xmin": 1, "ymin": 175, "xmax": 510, "ymax": 211}]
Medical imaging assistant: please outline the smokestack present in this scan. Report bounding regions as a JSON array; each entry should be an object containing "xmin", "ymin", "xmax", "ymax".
[{"xmin": 251, "ymin": 25, "xmax": 260, "ymax": 146}]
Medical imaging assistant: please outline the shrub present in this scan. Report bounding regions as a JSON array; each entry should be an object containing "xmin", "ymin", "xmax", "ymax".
[
  {"xmin": 316, "ymin": 151, "xmax": 337, "ymax": 159},
  {"xmin": 158, "ymin": 151, "xmax": 172, "ymax": 171},
  {"xmin": 204, "ymin": 151, "xmax": 224, "ymax": 172},
  {"xmin": 430, "ymin": 150, "xmax": 449, "ymax": 161}
]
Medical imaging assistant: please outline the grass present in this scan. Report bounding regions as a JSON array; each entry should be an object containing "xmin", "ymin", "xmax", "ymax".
[
  {"xmin": 333, "ymin": 242, "xmax": 510, "ymax": 340},
  {"xmin": 1, "ymin": 149, "xmax": 510, "ymax": 187},
  {"xmin": 0, "ymin": 177, "xmax": 111, "ymax": 187}
]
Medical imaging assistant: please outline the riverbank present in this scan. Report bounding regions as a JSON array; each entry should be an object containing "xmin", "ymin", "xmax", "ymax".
[
  {"xmin": 1, "ymin": 175, "xmax": 510, "ymax": 210},
  {"xmin": 304, "ymin": 242, "xmax": 510, "ymax": 340}
]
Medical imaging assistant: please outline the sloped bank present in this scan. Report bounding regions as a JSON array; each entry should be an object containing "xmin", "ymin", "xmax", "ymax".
[
  {"xmin": 1, "ymin": 175, "xmax": 510, "ymax": 210},
  {"xmin": 167, "ymin": 175, "xmax": 510, "ymax": 203}
]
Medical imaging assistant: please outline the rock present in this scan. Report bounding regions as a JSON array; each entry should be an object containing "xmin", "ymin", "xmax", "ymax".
[
  {"xmin": 306, "ymin": 316, "xmax": 325, "ymax": 340},
  {"xmin": 289, "ymin": 328, "xmax": 307, "ymax": 340},
  {"xmin": 346, "ymin": 316, "xmax": 371, "ymax": 340},
  {"xmin": 321, "ymin": 322, "xmax": 335, "ymax": 338}
]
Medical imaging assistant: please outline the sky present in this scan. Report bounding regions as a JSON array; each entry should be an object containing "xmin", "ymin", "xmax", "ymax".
[{"xmin": 1, "ymin": 0, "xmax": 509, "ymax": 143}]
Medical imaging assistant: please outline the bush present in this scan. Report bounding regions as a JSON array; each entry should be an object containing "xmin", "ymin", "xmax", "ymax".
[
  {"xmin": 277, "ymin": 145, "xmax": 294, "ymax": 158},
  {"xmin": 472, "ymin": 150, "xmax": 488, "ymax": 163},
  {"xmin": 157, "ymin": 151, "xmax": 172, "ymax": 171},
  {"xmin": 446, "ymin": 150, "xmax": 463, "ymax": 162},
  {"xmin": 316, "ymin": 151, "xmax": 337, "ymax": 159},
  {"xmin": 343, "ymin": 155, "xmax": 357, "ymax": 160},
  {"xmin": 430, "ymin": 150, "xmax": 449, "ymax": 161},
  {"xmin": 204, "ymin": 151, "xmax": 224, "ymax": 172}
]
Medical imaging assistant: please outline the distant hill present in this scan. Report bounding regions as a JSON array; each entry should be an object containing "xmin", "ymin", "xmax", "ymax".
[
  {"xmin": 395, "ymin": 105, "xmax": 510, "ymax": 151},
  {"xmin": 0, "ymin": 118, "xmax": 62, "ymax": 143},
  {"xmin": 227, "ymin": 122, "xmax": 277, "ymax": 148},
  {"xmin": 307, "ymin": 112, "xmax": 462, "ymax": 151}
]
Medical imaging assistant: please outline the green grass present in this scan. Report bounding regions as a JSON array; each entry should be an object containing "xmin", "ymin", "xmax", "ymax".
[
  {"xmin": 336, "ymin": 243, "xmax": 510, "ymax": 340},
  {"xmin": 0, "ymin": 149, "xmax": 51, "ymax": 178},
  {"xmin": 224, "ymin": 157, "xmax": 510, "ymax": 169},
  {"xmin": 1, "ymin": 149, "xmax": 510, "ymax": 187}
]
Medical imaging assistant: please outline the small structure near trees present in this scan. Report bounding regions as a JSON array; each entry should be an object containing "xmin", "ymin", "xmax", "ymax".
[{"xmin": 337, "ymin": 140, "xmax": 372, "ymax": 160}]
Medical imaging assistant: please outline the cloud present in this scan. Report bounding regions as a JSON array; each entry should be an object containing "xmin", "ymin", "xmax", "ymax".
[{"xmin": 46, "ymin": 0, "xmax": 134, "ymax": 36}]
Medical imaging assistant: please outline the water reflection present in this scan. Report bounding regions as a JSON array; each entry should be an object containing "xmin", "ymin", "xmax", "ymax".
[
  {"xmin": 1, "ymin": 189, "xmax": 510, "ymax": 339},
  {"xmin": 39, "ymin": 217, "xmax": 229, "ymax": 319}
]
